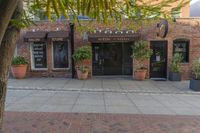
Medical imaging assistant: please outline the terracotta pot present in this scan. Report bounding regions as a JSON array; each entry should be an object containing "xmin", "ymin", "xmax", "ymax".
[
  {"xmin": 134, "ymin": 69, "xmax": 147, "ymax": 81},
  {"xmin": 11, "ymin": 65, "xmax": 27, "ymax": 79},
  {"xmin": 82, "ymin": 59, "xmax": 90, "ymax": 66},
  {"xmin": 77, "ymin": 70, "xmax": 88, "ymax": 80}
]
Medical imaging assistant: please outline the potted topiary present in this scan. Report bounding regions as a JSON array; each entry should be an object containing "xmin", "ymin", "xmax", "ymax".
[
  {"xmin": 72, "ymin": 45, "xmax": 92, "ymax": 80},
  {"xmin": 131, "ymin": 40, "xmax": 153, "ymax": 80},
  {"xmin": 190, "ymin": 58, "xmax": 200, "ymax": 91},
  {"xmin": 11, "ymin": 56, "xmax": 28, "ymax": 79},
  {"xmin": 169, "ymin": 53, "xmax": 183, "ymax": 81}
]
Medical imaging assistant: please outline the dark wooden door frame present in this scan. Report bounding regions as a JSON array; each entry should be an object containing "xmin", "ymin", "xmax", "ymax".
[
  {"xmin": 149, "ymin": 40, "xmax": 168, "ymax": 79},
  {"xmin": 103, "ymin": 43, "xmax": 123, "ymax": 75},
  {"xmin": 92, "ymin": 43, "xmax": 104, "ymax": 75},
  {"xmin": 92, "ymin": 42, "xmax": 133, "ymax": 76}
]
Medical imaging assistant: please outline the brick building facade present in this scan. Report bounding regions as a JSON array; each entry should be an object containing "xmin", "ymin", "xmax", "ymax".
[{"xmin": 16, "ymin": 18, "xmax": 200, "ymax": 80}]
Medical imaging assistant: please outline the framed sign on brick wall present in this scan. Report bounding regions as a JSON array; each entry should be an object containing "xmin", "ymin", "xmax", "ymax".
[{"xmin": 30, "ymin": 42, "xmax": 47, "ymax": 70}]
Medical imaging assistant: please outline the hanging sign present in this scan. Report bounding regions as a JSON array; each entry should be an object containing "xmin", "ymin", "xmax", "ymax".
[{"xmin": 157, "ymin": 19, "xmax": 168, "ymax": 38}]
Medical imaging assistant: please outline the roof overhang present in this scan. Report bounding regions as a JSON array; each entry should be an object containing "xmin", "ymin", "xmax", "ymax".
[
  {"xmin": 24, "ymin": 31, "xmax": 47, "ymax": 42},
  {"xmin": 48, "ymin": 31, "xmax": 69, "ymax": 41}
]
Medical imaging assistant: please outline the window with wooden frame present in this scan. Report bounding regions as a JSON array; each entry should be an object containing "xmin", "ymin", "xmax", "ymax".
[{"xmin": 173, "ymin": 39, "xmax": 190, "ymax": 63}]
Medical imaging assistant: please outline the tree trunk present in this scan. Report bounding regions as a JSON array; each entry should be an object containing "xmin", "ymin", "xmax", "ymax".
[
  {"xmin": 0, "ymin": 0, "xmax": 19, "ymax": 46},
  {"xmin": 0, "ymin": 0, "xmax": 23, "ymax": 129}
]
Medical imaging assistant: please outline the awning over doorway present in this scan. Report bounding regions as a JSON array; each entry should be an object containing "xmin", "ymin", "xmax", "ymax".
[
  {"xmin": 88, "ymin": 29, "xmax": 141, "ymax": 43},
  {"xmin": 24, "ymin": 31, "xmax": 47, "ymax": 42},
  {"xmin": 48, "ymin": 31, "xmax": 69, "ymax": 41}
]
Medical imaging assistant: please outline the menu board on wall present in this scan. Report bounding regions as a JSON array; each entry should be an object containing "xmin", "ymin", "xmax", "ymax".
[{"xmin": 32, "ymin": 43, "xmax": 47, "ymax": 68}]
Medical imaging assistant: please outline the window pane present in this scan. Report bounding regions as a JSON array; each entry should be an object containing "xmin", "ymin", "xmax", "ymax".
[
  {"xmin": 173, "ymin": 40, "xmax": 189, "ymax": 62},
  {"xmin": 53, "ymin": 41, "xmax": 68, "ymax": 68},
  {"xmin": 32, "ymin": 43, "xmax": 47, "ymax": 68}
]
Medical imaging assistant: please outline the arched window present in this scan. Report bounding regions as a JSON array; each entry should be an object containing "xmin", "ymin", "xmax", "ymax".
[{"xmin": 173, "ymin": 39, "xmax": 190, "ymax": 63}]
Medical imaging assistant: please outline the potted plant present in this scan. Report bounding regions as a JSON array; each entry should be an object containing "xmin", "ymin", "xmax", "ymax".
[
  {"xmin": 11, "ymin": 56, "xmax": 28, "ymax": 79},
  {"xmin": 131, "ymin": 40, "xmax": 153, "ymax": 80},
  {"xmin": 190, "ymin": 58, "xmax": 200, "ymax": 91},
  {"xmin": 169, "ymin": 53, "xmax": 183, "ymax": 81},
  {"xmin": 72, "ymin": 45, "xmax": 92, "ymax": 80}
]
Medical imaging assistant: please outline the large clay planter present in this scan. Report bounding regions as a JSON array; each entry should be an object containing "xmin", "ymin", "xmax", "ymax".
[
  {"xmin": 77, "ymin": 70, "xmax": 88, "ymax": 80},
  {"xmin": 134, "ymin": 69, "xmax": 147, "ymax": 80},
  {"xmin": 11, "ymin": 65, "xmax": 27, "ymax": 79}
]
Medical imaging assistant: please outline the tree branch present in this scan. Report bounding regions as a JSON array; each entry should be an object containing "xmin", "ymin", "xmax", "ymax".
[
  {"xmin": 0, "ymin": 0, "xmax": 19, "ymax": 46},
  {"xmin": 0, "ymin": 0, "xmax": 23, "ymax": 129}
]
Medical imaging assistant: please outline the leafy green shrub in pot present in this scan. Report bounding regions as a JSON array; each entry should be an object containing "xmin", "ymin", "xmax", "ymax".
[
  {"xmin": 12, "ymin": 56, "xmax": 28, "ymax": 65},
  {"xmin": 131, "ymin": 40, "xmax": 153, "ymax": 67},
  {"xmin": 190, "ymin": 58, "xmax": 200, "ymax": 91},
  {"xmin": 72, "ymin": 45, "xmax": 92, "ymax": 79},
  {"xmin": 131, "ymin": 40, "xmax": 153, "ymax": 80},
  {"xmin": 170, "ymin": 53, "xmax": 183, "ymax": 73},
  {"xmin": 192, "ymin": 59, "xmax": 200, "ymax": 80},
  {"xmin": 11, "ymin": 56, "xmax": 28, "ymax": 79},
  {"xmin": 169, "ymin": 53, "xmax": 183, "ymax": 81}
]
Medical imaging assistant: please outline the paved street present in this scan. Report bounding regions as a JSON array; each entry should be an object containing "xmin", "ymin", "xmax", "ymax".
[{"xmin": 2, "ymin": 112, "xmax": 200, "ymax": 133}]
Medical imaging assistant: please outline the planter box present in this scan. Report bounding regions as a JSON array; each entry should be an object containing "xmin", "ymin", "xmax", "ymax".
[
  {"xmin": 168, "ymin": 72, "xmax": 181, "ymax": 81},
  {"xmin": 190, "ymin": 79, "xmax": 200, "ymax": 91}
]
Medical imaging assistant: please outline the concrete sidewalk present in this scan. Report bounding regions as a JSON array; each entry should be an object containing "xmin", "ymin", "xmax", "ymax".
[
  {"xmin": 8, "ymin": 77, "xmax": 194, "ymax": 94},
  {"xmin": 5, "ymin": 89, "xmax": 200, "ymax": 115},
  {"xmin": 6, "ymin": 77, "xmax": 200, "ymax": 115}
]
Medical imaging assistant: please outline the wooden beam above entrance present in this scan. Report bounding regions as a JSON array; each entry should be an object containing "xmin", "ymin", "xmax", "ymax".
[{"xmin": 88, "ymin": 30, "xmax": 141, "ymax": 43}]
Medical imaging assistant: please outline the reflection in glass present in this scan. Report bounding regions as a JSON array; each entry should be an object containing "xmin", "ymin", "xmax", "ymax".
[{"xmin": 53, "ymin": 41, "xmax": 68, "ymax": 68}]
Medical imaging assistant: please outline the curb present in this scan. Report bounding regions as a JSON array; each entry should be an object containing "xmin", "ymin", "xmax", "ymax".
[{"xmin": 8, "ymin": 86, "xmax": 200, "ymax": 95}]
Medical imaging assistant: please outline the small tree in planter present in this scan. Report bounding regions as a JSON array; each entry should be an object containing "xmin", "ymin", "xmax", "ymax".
[
  {"xmin": 190, "ymin": 58, "xmax": 200, "ymax": 91},
  {"xmin": 11, "ymin": 56, "xmax": 28, "ymax": 79},
  {"xmin": 169, "ymin": 53, "xmax": 183, "ymax": 81},
  {"xmin": 72, "ymin": 45, "xmax": 92, "ymax": 80},
  {"xmin": 131, "ymin": 40, "xmax": 153, "ymax": 80}
]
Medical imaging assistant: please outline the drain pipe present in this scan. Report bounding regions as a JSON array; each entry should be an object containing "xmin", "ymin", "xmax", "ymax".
[{"xmin": 69, "ymin": 22, "xmax": 75, "ymax": 78}]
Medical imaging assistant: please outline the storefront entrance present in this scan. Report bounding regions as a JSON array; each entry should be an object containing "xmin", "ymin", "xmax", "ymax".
[
  {"xmin": 150, "ymin": 41, "xmax": 168, "ymax": 79},
  {"xmin": 92, "ymin": 43, "xmax": 133, "ymax": 75}
]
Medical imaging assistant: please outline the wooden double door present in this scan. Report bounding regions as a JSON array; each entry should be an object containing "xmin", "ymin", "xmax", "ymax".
[{"xmin": 92, "ymin": 43, "xmax": 133, "ymax": 75}]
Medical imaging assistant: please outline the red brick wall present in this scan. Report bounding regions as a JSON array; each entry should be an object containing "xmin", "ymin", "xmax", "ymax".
[
  {"xmin": 16, "ymin": 19, "xmax": 200, "ymax": 80},
  {"xmin": 144, "ymin": 18, "xmax": 200, "ymax": 80},
  {"xmin": 17, "ymin": 21, "xmax": 71, "ymax": 77}
]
